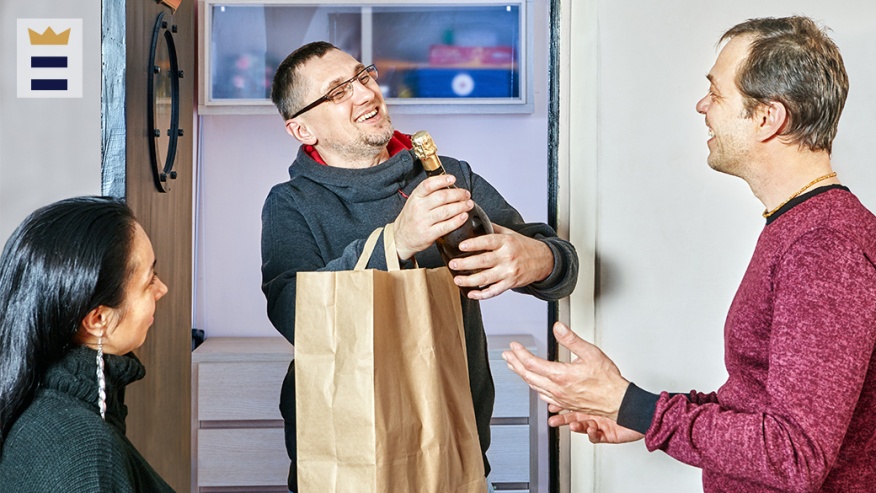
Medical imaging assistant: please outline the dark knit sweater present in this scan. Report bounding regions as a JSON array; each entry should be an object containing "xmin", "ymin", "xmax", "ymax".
[
  {"xmin": 0, "ymin": 347, "xmax": 174, "ymax": 492},
  {"xmin": 261, "ymin": 133, "xmax": 579, "ymax": 489},
  {"xmin": 619, "ymin": 186, "xmax": 876, "ymax": 492}
]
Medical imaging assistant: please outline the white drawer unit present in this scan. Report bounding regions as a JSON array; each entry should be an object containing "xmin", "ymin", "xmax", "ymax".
[
  {"xmin": 192, "ymin": 337, "xmax": 294, "ymax": 493},
  {"xmin": 193, "ymin": 335, "xmax": 537, "ymax": 492},
  {"xmin": 488, "ymin": 335, "xmax": 538, "ymax": 493}
]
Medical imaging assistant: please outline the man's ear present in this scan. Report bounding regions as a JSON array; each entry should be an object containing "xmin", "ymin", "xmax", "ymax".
[
  {"xmin": 285, "ymin": 119, "xmax": 317, "ymax": 145},
  {"xmin": 755, "ymin": 101, "xmax": 787, "ymax": 142}
]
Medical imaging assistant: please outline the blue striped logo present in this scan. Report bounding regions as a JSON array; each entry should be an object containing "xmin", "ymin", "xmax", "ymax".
[{"xmin": 29, "ymin": 55, "xmax": 68, "ymax": 90}]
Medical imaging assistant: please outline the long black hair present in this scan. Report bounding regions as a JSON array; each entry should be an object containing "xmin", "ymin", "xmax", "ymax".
[{"xmin": 0, "ymin": 196, "xmax": 137, "ymax": 449}]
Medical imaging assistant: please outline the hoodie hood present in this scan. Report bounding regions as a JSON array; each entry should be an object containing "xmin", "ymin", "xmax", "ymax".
[{"xmin": 288, "ymin": 131, "xmax": 418, "ymax": 204}]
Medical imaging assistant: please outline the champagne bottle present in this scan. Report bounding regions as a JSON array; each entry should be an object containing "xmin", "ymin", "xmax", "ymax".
[{"xmin": 411, "ymin": 131, "xmax": 494, "ymax": 291}]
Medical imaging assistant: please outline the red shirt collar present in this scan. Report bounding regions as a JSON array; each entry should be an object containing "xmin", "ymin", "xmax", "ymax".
[{"xmin": 303, "ymin": 131, "xmax": 413, "ymax": 165}]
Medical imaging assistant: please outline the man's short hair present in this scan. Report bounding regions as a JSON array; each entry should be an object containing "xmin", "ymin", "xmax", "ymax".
[
  {"xmin": 271, "ymin": 41, "xmax": 339, "ymax": 120},
  {"xmin": 721, "ymin": 16, "xmax": 848, "ymax": 154}
]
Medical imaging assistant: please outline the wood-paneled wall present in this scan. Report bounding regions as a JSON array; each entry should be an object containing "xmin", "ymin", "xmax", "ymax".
[{"xmin": 123, "ymin": 1, "xmax": 194, "ymax": 491}]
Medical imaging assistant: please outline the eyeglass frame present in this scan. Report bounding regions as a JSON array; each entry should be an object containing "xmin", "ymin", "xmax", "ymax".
[{"xmin": 290, "ymin": 64, "xmax": 379, "ymax": 119}]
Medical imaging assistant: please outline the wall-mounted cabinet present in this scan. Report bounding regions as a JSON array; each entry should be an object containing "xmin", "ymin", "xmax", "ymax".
[{"xmin": 198, "ymin": 0, "xmax": 533, "ymax": 114}]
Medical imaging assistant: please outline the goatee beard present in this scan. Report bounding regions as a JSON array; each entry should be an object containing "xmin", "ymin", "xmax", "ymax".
[
  {"xmin": 364, "ymin": 132, "xmax": 393, "ymax": 147},
  {"xmin": 363, "ymin": 122, "xmax": 394, "ymax": 148}
]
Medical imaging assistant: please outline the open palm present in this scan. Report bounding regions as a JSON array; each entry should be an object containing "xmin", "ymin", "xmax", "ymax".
[{"xmin": 548, "ymin": 405, "xmax": 644, "ymax": 444}]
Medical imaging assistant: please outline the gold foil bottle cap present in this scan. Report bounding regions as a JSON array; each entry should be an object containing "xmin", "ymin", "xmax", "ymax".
[{"xmin": 411, "ymin": 130, "xmax": 438, "ymax": 161}]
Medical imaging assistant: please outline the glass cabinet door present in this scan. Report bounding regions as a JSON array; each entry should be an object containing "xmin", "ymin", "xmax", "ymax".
[
  {"xmin": 199, "ymin": 1, "xmax": 532, "ymax": 114},
  {"xmin": 371, "ymin": 5, "xmax": 522, "ymax": 102}
]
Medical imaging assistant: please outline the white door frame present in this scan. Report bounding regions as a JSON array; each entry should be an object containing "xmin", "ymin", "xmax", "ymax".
[{"xmin": 555, "ymin": 0, "xmax": 599, "ymax": 491}]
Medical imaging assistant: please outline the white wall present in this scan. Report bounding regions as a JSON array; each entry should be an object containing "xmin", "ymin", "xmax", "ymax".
[
  {"xmin": 195, "ymin": 1, "xmax": 554, "ymax": 489},
  {"xmin": 568, "ymin": 1, "xmax": 876, "ymax": 491},
  {"xmin": 0, "ymin": 2, "xmax": 101, "ymax": 244}
]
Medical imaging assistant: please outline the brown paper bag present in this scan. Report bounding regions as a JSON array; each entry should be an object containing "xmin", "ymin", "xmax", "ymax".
[{"xmin": 295, "ymin": 223, "xmax": 486, "ymax": 493}]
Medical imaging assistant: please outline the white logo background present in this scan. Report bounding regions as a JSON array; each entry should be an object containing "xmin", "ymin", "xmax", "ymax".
[{"xmin": 17, "ymin": 18, "xmax": 84, "ymax": 99}]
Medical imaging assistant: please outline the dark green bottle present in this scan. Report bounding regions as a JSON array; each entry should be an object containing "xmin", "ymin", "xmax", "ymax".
[{"xmin": 411, "ymin": 130, "xmax": 494, "ymax": 293}]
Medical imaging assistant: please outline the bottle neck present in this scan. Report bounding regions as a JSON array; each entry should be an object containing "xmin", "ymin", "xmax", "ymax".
[{"xmin": 420, "ymin": 154, "xmax": 444, "ymax": 173}]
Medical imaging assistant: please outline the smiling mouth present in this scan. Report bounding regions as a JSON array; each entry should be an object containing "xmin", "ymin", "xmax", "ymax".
[{"xmin": 356, "ymin": 109, "xmax": 378, "ymax": 123}]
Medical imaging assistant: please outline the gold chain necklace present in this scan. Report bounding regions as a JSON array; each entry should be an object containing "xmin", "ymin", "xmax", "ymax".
[{"xmin": 762, "ymin": 172, "xmax": 837, "ymax": 218}]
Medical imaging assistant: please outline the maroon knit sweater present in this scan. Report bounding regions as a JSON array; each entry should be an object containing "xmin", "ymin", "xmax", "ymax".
[{"xmin": 621, "ymin": 186, "xmax": 876, "ymax": 492}]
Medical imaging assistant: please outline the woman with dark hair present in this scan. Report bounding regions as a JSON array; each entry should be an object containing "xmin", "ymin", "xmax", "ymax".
[{"xmin": 0, "ymin": 196, "xmax": 174, "ymax": 492}]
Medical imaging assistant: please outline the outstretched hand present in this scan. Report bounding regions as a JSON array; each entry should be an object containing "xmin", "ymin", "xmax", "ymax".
[
  {"xmin": 503, "ymin": 322, "xmax": 630, "ymax": 420},
  {"xmin": 548, "ymin": 405, "xmax": 644, "ymax": 444}
]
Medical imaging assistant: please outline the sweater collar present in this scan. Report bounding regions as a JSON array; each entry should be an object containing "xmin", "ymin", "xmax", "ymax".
[
  {"xmin": 289, "ymin": 133, "xmax": 420, "ymax": 203},
  {"xmin": 765, "ymin": 184, "xmax": 850, "ymax": 225},
  {"xmin": 41, "ymin": 346, "xmax": 145, "ymax": 431},
  {"xmin": 301, "ymin": 130, "xmax": 413, "ymax": 165}
]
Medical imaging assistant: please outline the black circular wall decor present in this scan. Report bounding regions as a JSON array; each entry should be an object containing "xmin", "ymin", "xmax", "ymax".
[{"xmin": 147, "ymin": 11, "xmax": 183, "ymax": 192}]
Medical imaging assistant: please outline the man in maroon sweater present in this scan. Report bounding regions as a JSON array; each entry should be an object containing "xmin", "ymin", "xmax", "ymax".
[{"xmin": 503, "ymin": 16, "xmax": 876, "ymax": 493}]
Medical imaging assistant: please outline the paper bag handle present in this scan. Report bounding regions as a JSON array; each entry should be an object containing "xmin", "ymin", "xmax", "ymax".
[
  {"xmin": 382, "ymin": 222, "xmax": 401, "ymax": 271},
  {"xmin": 353, "ymin": 223, "xmax": 402, "ymax": 271},
  {"xmin": 354, "ymin": 227, "xmax": 383, "ymax": 271}
]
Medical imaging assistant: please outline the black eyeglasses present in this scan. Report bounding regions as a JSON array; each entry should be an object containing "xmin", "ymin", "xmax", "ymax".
[{"xmin": 291, "ymin": 64, "xmax": 379, "ymax": 118}]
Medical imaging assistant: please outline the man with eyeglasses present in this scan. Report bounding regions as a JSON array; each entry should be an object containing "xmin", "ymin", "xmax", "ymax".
[{"xmin": 260, "ymin": 41, "xmax": 579, "ymax": 492}]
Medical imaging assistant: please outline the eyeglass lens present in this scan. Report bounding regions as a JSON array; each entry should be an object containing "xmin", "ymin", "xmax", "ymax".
[{"xmin": 327, "ymin": 66, "xmax": 378, "ymax": 103}]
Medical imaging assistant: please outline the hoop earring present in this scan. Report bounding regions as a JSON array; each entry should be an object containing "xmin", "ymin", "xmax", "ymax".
[{"xmin": 96, "ymin": 334, "xmax": 106, "ymax": 420}]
